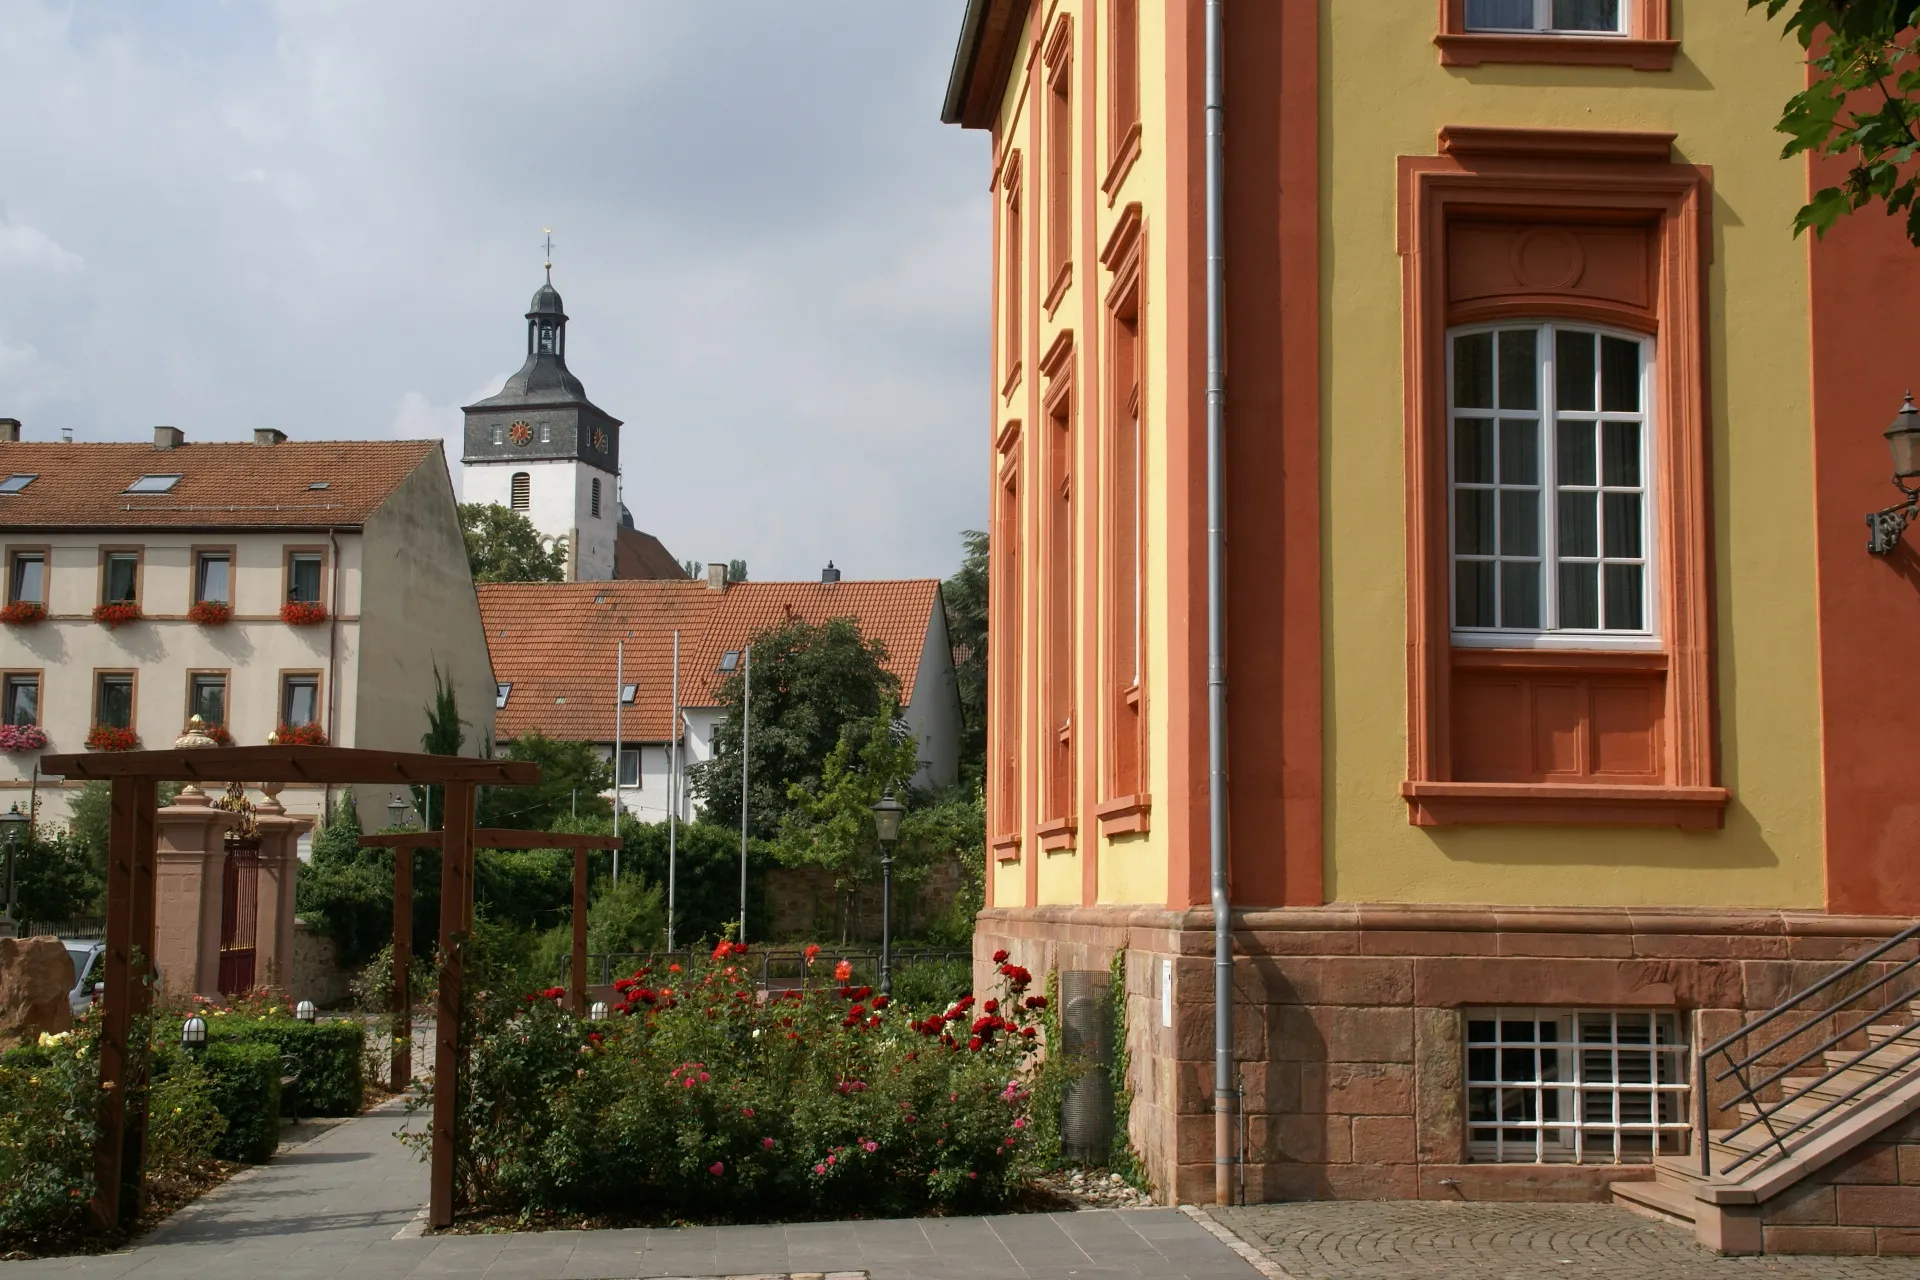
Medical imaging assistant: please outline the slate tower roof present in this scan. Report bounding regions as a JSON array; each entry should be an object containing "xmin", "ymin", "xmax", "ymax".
[{"xmin": 461, "ymin": 274, "xmax": 621, "ymax": 470}]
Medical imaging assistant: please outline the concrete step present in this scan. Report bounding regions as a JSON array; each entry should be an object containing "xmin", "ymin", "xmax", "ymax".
[{"xmin": 1612, "ymin": 1177, "xmax": 1697, "ymax": 1227}]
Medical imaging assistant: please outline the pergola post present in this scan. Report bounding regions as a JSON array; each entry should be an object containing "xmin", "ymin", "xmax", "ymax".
[
  {"xmin": 571, "ymin": 846, "xmax": 588, "ymax": 1015},
  {"xmin": 91, "ymin": 776, "xmax": 157, "ymax": 1230},
  {"xmin": 430, "ymin": 780, "xmax": 475, "ymax": 1230},
  {"xmin": 391, "ymin": 842, "xmax": 414, "ymax": 1092}
]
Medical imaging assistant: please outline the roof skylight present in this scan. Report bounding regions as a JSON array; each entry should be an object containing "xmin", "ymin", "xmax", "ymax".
[
  {"xmin": 496, "ymin": 683, "xmax": 511, "ymax": 709},
  {"xmin": 308, "ymin": 481, "xmax": 330, "ymax": 490},
  {"xmin": 124, "ymin": 474, "xmax": 182, "ymax": 494},
  {"xmin": 620, "ymin": 684, "xmax": 638, "ymax": 704},
  {"xmin": 719, "ymin": 651, "xmax": 740, "ymax": 672},
  {"xmin": 0, "ymin": 474, "xmax": 36, "ymax": 494}
]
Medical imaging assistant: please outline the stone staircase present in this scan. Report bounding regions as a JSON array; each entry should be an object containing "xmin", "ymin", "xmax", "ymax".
[{"xmin": 1612, "ymin": 994, "xmax": 1920, "ymax": 1256}]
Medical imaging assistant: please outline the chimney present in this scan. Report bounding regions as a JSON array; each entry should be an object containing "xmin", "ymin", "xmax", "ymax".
[
  {"xmin": 821, "ymin": 561, "xmax": 841, "ymax": 584},
  {"xmin": 60, "ymin": 427, "xmax": 72, "ymax": 443},
  {"xmin": 706, "ymin": 561, "xmax": 728, "ymax": 592},
  {"xmin": 0, "ymin": 419, "xmax": 18, "ymax": 443},
  {"xmin": 153, "ymin": 425, "xmax": 184, "ymax": 450},
  {"xmin": 253, "ymin": 427, "xmax": 287, "ymax": 446}
]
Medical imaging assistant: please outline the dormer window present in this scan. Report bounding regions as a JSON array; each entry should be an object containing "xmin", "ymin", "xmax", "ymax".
[
  {"xmin": 1465, "ymin": 0, "xmax": 1621, "ymax": 35},
  {"xmin": 124, "ymin": 474, "xmax": 181, "ymax": 494}
]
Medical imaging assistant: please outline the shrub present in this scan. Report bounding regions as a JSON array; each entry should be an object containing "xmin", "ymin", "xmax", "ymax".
[
  {"xmin": 207, "ymin": 1017, "xmax": 363, "ymax": 1117},
  {"xmin": 146, "ymin": 1047, "xmax": 227, "ymax": 1182},
  {"xmin": 887, "ymin": 957, "xmax": 972, "ymax": 1013},
  {"xmin": 0, "ymin": 723, "xmax": 46, "ymax": 751},
  {"xmin": 85, "ymin": 725, "xmax": 140, "ymax": 752},
  {"xmin": 0, "ymin": 600, "xmax": 45, "ymax": 626},
  {"xmin": 280, "ymin": 600, "xmax": 328, "ymax": 626},
  {"xmin": 91, "ymin": 601, "xmax": 142, "ymax": 628},
  {"xmin": 202, "ymin": 1041, "xmax": 281, "ymax": 1163},
  {"xmin": 423, "ymin": 943, "xmax": 1053, "ymax": 1222},
  {"xmin": 0, "ymin": 1029, "xmax": 99, "ymax": 1252}
]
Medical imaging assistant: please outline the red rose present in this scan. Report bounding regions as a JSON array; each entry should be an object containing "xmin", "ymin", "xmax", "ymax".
[
  {"xmin": 992, "ymin": 949, "xmax": 1009, "ymax": 963},
  {"xmin": 967, "ymin": 1036, "xmax": 984, "ymax": 1051}
]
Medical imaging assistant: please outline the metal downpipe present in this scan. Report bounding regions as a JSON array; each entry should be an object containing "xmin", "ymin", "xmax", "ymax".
[{"xmin": 1203, "ymin": 0, "xmax": 1234, "ymax": 1208}]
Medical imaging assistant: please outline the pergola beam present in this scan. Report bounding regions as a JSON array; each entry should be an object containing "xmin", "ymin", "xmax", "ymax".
[
  {"xmin": 40, "ymin": 747, "xmax": 539, "ymax": 786},
  {"xmin": 357, "ymin": 830, "xmax": 622, "ymax": 851}
]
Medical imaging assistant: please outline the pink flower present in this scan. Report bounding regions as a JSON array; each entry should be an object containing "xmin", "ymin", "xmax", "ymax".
[
  {"xmin": 1013, "ymin": 1118, "xmax": 1026, "ymax": 1129},
  {"xmin": 814, "ymin": 1163, "xmax": 827, "ymax": 1175},
  {"xmin": 684, "ymin": 1077, "xmax": 696, "ymax": 1088},
  {"xmin": 742, "ymin": 1107, "xmax": 755, "ymax": 1117},
  {"xmin": 709, "ymin": 1162, "xmax": 724, "ymax": 1176},
  {"xmin": 762, "ymin": 1137, "xmax": 776, "ymax": 1149},
  {"xmin": 826, "ymin": 1154, "xmax": 836, "ymax": 1166},
  {"xmin": 863, "ymin": 1141, "xmax": 878, "ymax": 1153}
]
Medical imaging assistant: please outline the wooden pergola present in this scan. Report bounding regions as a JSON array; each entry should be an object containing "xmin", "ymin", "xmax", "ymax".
[
  {"xmin": 361, "ymin": 826, "xmax": 623, "ymax": 1089},
  {"xmin": 41, "ymin": 746, "xmax": 539, "ymax": 1234}
]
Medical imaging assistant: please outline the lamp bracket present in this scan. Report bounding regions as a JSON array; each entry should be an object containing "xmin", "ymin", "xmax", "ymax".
[{"xmin": 1868, "ymin": 487, "xmax": 1920, "ymax": 555}]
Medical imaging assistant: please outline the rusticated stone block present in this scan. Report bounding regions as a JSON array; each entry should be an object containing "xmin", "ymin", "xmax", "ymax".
[
  {"xmin": 1417, "ymin": 1163, "xmax": 1616, "ymax": 1201},
  {"xmin": 1320, "ymin": 1006, "xmax": 1415, "ymax": 1063},
  {"xmin": 1827, "ymin": 1142, "xmax": 1901, "ymax": 1186},
  {"xmin": 1351, "ymin": 1115, "xmax": 1416, "ymax": 1164},
  {"xmin": 1837, "ymin": 1184, "xmax": 1920, "ymax": 1227},
  {"xmin": 1359, "ymin": 929, "xmax": 1499, "ymax": 957},
  {"xmin": 1760, "ymin": 1181, "xmax": 1836, "ymax": 1226},
  {"xmin": 1257, "ymin": 1112, "xmax": 1351, "ymax": 1165},
  {"xmin": 1899, "ymin": 1145, "xmax": 1920, "ymax": 1185},
  {"xmin": 1251, "ymin": 956, "xmax": 1414, "ymax": 1006},
  {"xmin": 1413, "ymin": 957, "xmax": 1677, "ymax": 1008},
  {"xmin": 1877, "ymin": 1227, "xmax": 1920, "ymax": 1255},
  {"xmin": 1263, "ymin": 1161, "xmax": 1420, "ymax": 1201},
  {"xmin": 1414, "ymin": 1007, "xmax": 1464, "ymax": 1165},
  {"xmin": 1495, "ymin": 931, "xmax": 1635, "ymax": 959},
  {"xmin": 1303, "ymin": 1061, "xmax": 1415, "ymax": 1116},
  {"xmin": 1240, "ymin": 1060, "xmax": 1302, "ymax": 1115},
  {"xmin": 1760, "ymin": 1225, "xmax": 1875, "ymax": 1255}
]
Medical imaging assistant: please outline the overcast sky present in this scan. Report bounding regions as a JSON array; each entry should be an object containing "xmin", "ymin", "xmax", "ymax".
[{"xmin": 0, "ymin": 1, "xmax": 989, "ymax": 582}]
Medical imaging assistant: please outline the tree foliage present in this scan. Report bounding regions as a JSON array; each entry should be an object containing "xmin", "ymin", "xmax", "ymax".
[
  {"xmin": 412, "ymin": 662, "xmax": 468, "ymax": 829},
  {"xmin": 296, "ymin": 793, "xmax": 397, "ymax": 967},
  {"xmin": 478, "ymin": 731, "xmax": 612, "ymax": 831},
  {"xmin": 944, "ymin": 530, "xmax": 988, "ymax": 788},
  {"xmin": 689, "ymin": 617, "xmax": 900, "ymax": 840},
  {"xmin": 1750, "ymin": 1, "xmax": 1920, "ymax": 242},
  {"xmin": 769, "ymin": 704, "xmax": 923, "ymax": 904},
  {"xmin": 459, "ymin": 502, "xmax": 566, "ymax": 584},
  {"xmin": 13, "ymin": 826, "xmax": 102, "ymax": 924}
]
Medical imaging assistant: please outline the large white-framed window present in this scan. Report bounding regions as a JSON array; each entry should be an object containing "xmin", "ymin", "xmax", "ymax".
[
  {"xmin": 1448, "ymin": 321, "xmax": 1656, "ymax": 648},
  {"xmin": 1464, "ymin": 0, "xmax": 1623, "ymax": 34},
  {"xmin": 1466, "ymin": 1007, "xmax": 1690, "ymax": 1165}
]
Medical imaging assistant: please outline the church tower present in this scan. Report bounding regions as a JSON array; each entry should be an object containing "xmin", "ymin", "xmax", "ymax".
[{"xmin": 462, "ymin": 275, "xmax": 622, "ymax": 580}]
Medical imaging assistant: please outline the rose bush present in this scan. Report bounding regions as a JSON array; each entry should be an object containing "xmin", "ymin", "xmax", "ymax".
[
  {"xmin": 424, "ymin": 943, "xmax": 1055, "ymax": 1223},
  {"xmin": 0, "ymin": 1026, "xmax": 100, "ymax": 1252}
]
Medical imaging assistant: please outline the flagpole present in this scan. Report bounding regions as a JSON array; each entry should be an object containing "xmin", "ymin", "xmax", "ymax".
[
  {"xmin": 613, "ymin": 640, "xmax": 623, "ymax": 886},
  {"xmin": 668, "ymin": 629, "xmax": 679, "ymax": 953},
  {"xmin": 739, "ymin": 644, "xmax": 750, "ymax": 945}
]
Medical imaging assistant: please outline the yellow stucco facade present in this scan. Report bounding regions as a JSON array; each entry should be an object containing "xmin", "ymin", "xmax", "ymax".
[{"xmin": 974, "ymin": 0, "xmax": 1830, "ymax": 915}]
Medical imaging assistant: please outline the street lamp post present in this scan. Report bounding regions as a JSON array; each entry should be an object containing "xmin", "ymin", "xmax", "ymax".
[
  {"xmin": 871, "ymin": 788, "xmax": 906, "ymax": 998},
  {"xmin": 0, "ymin": 803, "xmax": 28, "ymax": 939}
]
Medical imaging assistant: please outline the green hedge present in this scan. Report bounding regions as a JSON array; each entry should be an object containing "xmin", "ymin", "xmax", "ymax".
[
  {"xmin": 202, "ymin": 1041, "xmax": 280, "ymax": 1163},
  {"xmin": 206, "ymin": 1018, "xmax": 363, "ymax": 1117}
]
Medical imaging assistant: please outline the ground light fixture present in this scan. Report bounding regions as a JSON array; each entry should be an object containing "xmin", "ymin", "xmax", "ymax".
[
  {"xmin": 181, "ymin": 1014, "xmax": 207, "ymax": 1049},
  {"xmin": 0, "ymin": 802, "xmax": 25, "ymax": 936},
  {"xmin": 295, "ymin": 1000, "xmax": 316, "ymax": 1022},
  {"xmin": 871, "ymin": 787, "xmax": 906, "ymax": 998},
  {"xmin": 1869, "ymin": 392, "xmax": 1920, "ymax": 554}
]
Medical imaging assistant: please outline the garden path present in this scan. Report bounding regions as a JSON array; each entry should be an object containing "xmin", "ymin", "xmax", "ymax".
[{"xmin": 9, "ymin": 1099, "xmax": 1263, "ymax": 1280}]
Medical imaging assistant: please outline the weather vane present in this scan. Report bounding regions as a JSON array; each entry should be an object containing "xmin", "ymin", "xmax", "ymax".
[{"xmin": 542, "ymin": 227, "xmax": 555, "ymax": 281}]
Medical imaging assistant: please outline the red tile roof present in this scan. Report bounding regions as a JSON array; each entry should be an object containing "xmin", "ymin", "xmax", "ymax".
[
  {"xmin": 0, "ymin": 439, "xmax": 441, "ymax": 529},
  {"xmin": 479, "ymin": 578, "xmax": 941, "ymax": 743},
  {"xmin": 613, "ymin": 526, "xmax": 688, "ymax": 580}
]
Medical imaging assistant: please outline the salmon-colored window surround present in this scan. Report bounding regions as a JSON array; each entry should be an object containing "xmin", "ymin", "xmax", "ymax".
[
  {"xmin": 1103, "ymin": 0, "xmax": 1142, "ymax": 202},
  {"xmin": 1101, "ymin": 205, "xmax": 1148, "ymax": 835},
  {"xmin": 992, "ymin": 432, "xmax": 1024, "ymax": 862},
  {"xmin": 1435, "ymin": 0, "xmax": 1675, "ymax": 70},
  {"xmin": 1044, "ymin": 17, "xmax": 1074, "ymax": 312},
  {"xmin": 1039, "ymin": 332, "xmax": 1077, "ymax": 849},
  {"xmin": 1398, "ymin": 126, "xmax": 1727, "ymax": 829},
  {"xmin": 1001, "ymin": 153, "xmax": 1024, "ymax": 402}
]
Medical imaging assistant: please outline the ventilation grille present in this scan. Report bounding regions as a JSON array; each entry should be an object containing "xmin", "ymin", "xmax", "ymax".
[{"xmin": 1059, "ymin": 968, "xmax": 1114, "ymax": 1164}]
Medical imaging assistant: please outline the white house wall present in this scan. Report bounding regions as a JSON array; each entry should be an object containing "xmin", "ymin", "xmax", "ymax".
[{"xmin": 464, "ymin": 457, "xmax": 618, "ymax": 581}]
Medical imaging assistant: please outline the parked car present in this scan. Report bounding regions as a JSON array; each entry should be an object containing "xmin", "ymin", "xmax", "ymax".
[{"xmin": 63, "ymin": 939, "xmax": 104, "ymax": 1019}]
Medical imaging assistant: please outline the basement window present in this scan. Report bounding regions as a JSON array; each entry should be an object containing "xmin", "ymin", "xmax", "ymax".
[
  {"xmin": 0, "ymin": 474, "xmax": 36, "ymax": 494},
  {"xmin": 124, "ymin": 474, "xmax": 182, "ymax": 494},
  {"xmin": 1465, "ymin": 1008, "xmax": 1689, "ymax": 1164}
]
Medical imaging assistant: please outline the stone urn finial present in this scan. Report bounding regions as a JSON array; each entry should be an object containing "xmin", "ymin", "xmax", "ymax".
[{"xmin": 175, "ymin": 715, "xmax": 217, "ymax": 750}]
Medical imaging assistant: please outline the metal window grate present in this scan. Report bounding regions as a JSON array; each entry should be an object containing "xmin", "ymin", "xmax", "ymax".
[{"xmin": 1466, "ymin": 1007, "xmax": 1690, "ymax": 1164}]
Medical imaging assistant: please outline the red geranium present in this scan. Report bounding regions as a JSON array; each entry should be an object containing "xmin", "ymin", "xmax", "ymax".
[
  {"xmin": 0, "ymin": 600, "xmax": 45, "ymax": 626},
  {"xmin": 92, "ymin": 601, "xmax": 142, "ymax": 629},
  {"xmin": 275, "ymin": 721, "xmax": 328, "ymax": 746},
  {"xmin": 85, "ymin": 724, "xmax": 140, "ymax": 752},
  {"xmin": 187, "ymin": 600, "xmax": 231, "ymax": 627},
  {"xmin": 280, "ymin": 600, "xmax": 328, "ymax": 626}
]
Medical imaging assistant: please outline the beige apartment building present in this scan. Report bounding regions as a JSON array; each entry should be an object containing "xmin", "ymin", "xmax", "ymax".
[{"xmin": 0, "ymin": 421, "xmax": 496, "ymax": 827}]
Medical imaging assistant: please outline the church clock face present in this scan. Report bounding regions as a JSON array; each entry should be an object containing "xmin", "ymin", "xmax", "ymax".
[
  {"xmin": 508, "ymin": 421, "xmax": 533, "ymax": 446},
  {"xmin": 591, "ymin": 427, "xmax": 608, "ymax": 452}
]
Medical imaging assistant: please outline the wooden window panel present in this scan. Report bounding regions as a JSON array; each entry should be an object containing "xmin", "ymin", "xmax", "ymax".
[
  {"xmin": 1103, "ymin": 0, "xmax": 1142, "ymax": 200},
  {"xmin": 1002, "ymin": 154, "xmax": 1025, "ymax": 400},
  {"xmin": 1101, "ymin": 204, "xmax": 1149, "ymax": 834},
  {"xmin": 1044, "ymin": 17, "xmax": 1073, "ymax": 306},
  {"xmin": 992, "ymin": 437, "xmax": 1024, "ymax": 861},
  {"xmin": 1039, "ymin": 333, "xmax": 1077, "ymax": 843},
  {"xmin": 1398, "ymin": 127, "xmax": 1726, "ymax": 830}
]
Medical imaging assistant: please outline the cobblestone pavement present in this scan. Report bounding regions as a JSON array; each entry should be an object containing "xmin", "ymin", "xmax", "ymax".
[{"xmin": 1208, "ymin": 1202, "xmax": 1920, "ymax": 1279}]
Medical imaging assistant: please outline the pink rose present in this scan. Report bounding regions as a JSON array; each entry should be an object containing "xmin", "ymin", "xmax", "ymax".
[
  {"xmin": 709, "ymin": 1162, "xmax": 724, "ymax": 1176},
  {"xmin": 762, "ymin": 1137, "xmax": 776, "ymax": 1149}
]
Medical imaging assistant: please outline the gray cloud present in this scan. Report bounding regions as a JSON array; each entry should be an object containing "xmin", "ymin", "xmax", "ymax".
[{"xmin": 0, "ymin": 0, "xmax": 988, "ymax": 580}]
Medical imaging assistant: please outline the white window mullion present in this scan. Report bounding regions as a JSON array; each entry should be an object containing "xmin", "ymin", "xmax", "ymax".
[{"xmin": 1541, "ymin": 326, "xmax": 1560, "ymax": 631}]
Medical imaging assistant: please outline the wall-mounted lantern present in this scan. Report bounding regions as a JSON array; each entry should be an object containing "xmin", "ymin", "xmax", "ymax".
[{"xmin": 1868, "ymin": 393, "xmax": 1920, "ymax": 554}]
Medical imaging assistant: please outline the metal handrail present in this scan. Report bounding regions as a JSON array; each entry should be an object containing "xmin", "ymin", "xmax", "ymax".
[
  {"xmin": 1696, "ymin": 918, "xmax": 1920, "ymax": 1178},
  {"xmin": 572, "ymin": 947, "xmax": 973, "ymax": 989}
]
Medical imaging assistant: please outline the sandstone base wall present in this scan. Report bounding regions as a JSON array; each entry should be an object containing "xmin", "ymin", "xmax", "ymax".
[{"xmin": 976, "ymin": 904, "xmax": 1914, "ymax": 1206}]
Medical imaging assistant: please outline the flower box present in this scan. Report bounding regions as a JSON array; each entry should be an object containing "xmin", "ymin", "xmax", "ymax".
[
  {"xmin": 201, "ymin": 723, "xmax": 233, "ymax": 746},
  {"xmin": 92, "ymin": 601, "xmax": 143, "ymax": 629},
  {"xmin": 275, "ymin": 721, "xmax": 328, "ymax": 746},
  {"xmin": 0, "ymin": 724, "xmax": 47, "ymax": 752},
  {"xmin": 85, "ymin": 725, "xmax": 140, "ymax": 752},
  {"xmin": 187, "ymin": 600, "xmax": 232, "ymax": 627},
  {"xmin": 0, "ymin": 600, "xmax": 45, "ymax": 626},
  {"xmin": 280, "ymin": 600, "xmax": 328, "ymax": 627}
]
